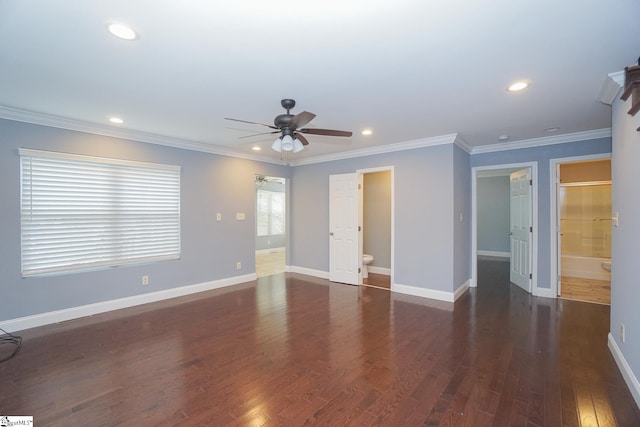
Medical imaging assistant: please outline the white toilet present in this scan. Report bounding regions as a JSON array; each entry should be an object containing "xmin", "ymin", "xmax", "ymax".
[{"xmin": 362, "ymin": 254, "xmax": 374, "ymax": 278}]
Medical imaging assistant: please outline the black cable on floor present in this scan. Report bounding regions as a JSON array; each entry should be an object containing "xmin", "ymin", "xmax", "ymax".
[{"xmin": 0, "ymin": 326, "xmax": 22, "ymax": 363}]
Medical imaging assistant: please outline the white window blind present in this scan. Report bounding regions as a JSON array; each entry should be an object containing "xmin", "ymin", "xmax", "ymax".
[
  {"xmin": 20, "ymin": 148, "xmax": 181, "ymax": 277},
  {"xmin": 256, "ymin": 190, "xmax": 285, "ymax": 237}
]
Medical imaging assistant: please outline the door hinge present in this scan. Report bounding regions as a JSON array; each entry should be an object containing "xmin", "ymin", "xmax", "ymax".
[
  {"xmin": 529, "ymin": 273, "xmax": 533, "ymax": 279},
  {"xmin": 358, "ymin": 268, "xmax": 361, "ymax": 273},
  {"xmin": 358, "ymin": 183, "xmax": 361, "ymax": 190},
  {"xmin": 529, "ymin": 179, "xmax": 533, "ymax": 185},
  {"xmin": 358, "ymin": 225, "xmax": 361, "ymax": 231},
  {"xmin": 530, "ymin": 226, "xmax": 533, "ymax": 232}
]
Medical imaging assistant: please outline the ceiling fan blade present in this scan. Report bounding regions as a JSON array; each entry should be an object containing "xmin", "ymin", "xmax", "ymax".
[
  {"xmin": 224, "ymin": 117, "xmax": 278, "ymax": 130},
  {"xmin": 238, "ymin": 130, "xmax": 280, "ymax": 139},
  {"xmin": 294, "ymin": 132, "xmax": 309, "ymax": 146},
  {"xmin": 288, "ymin": 111, "xmax": 316, "ymax": 129},
  {"xmin": 299, "ymin": 128, "xmax": 353, "ymax": 137}
]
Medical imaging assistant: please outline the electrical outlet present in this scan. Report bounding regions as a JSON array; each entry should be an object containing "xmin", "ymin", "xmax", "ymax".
[
  {"xmin": 236, "ymin": 262, "xmax": 241, "ymax": 270},
  {"xmin": 142, "ymin": 275, "xmax": 149, "ymax": 286},
  {"xmin": 620, "ymin": 323, "xmax": 626, "ymax": 343}
]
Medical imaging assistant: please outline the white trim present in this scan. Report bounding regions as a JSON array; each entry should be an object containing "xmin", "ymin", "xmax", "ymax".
[
  {"xmin": 471, "ymin": 162, "xmax": 538, "ymax": 294},
  {"xmin": 454, "ymin": 279, "xmax": 471, "ymax": 301},
  {"xmin": 471, "ymin": 129, "xmax": 611, "ymax": 155},
  {"xmin": 548, "ymin": 153, "xmax": 611, "ymax": 298},
  {"xmin": 477, "ymin": 250, "xmax": 510, "ymax": 259},
  {"xmin": 597, "ymin": 71, "xmax": 625, "ymax": 105},
  {"xmin": 291, "ymin": 134, "xmax": 458, "ymax": 166},
  {"xmin": 392, "ymin": 283, "xmax": 456, "ymax": 303},
  {"xmin": 255, "ymin": 247, "xmax": 285, "ymax": 255},
  {"xmin": 533, "ymin": 286, "xmax": 556, "ymax": 299},
  {"xmin": 608, "ymin": 333, "xmax": 640, "ymax": 409},
  {"xmin": 0, "ymin": 273, "xmax": 256, "ymax": 333},
  {"xmin": 368, "ymin": 266, "xmax": 391, "ymax": 275},
  {"xmin": 290, "ymin": 266, "xmax": 329, "ymax": 279},
  {"xmin": 0, "ymin": 105, "xmax": 286, "ymax": 165}
]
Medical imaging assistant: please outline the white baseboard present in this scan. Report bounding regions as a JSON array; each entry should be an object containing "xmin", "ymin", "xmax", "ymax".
[
  {"xmin": 392, "ymin": 283, "xmax": 456, "ymax": 303},
  {"xmin": 0, "ymin": 273, "xmax": 257, "ymax": 333},
  {"xmin": 477, "ymin": 250, "xmax": 510, "ymax": 259},
  {"xmin": 290, "ymin": 266, "xmax": 329, "ymax": 279},
  {"xmin": 608, "ymin": 333, "xmax": 640, "ymax": 409},
  {"xmin": 534, "ymin": 286, "xmax": 556, "ymax": 299},
  {"xmin": 368, "ymin": 266, "xmax": 391, "ymax": 275},
  {"xmin": 454, "ymin": 279, "xmax": 470, "ymax": 301}
]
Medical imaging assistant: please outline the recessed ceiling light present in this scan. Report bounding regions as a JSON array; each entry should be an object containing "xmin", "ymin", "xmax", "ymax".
[
  {"xmin": 109, "ymin": 117, "xmax": 124, "ymax": 124},
  {"xmin": 544, "ymin": 127, "xmax": 560, "ymax": 132},
  {"xmin": 361, "ymin": 129, "xmax": 373, "ymax": 136},
  {"xmin": 107, "ymin": 23, "xmax": 138, "ymax": 40},
  {"xmin": 497, "ymin": 134, "xmax": 509, "ymax": 141},
  {"xmin": 507, "ymin": 81, "xmax": 530, "ymax": 92},
  {"xmin": 252, "ymin": 146, "xmax": 261, "ymax": 151}
]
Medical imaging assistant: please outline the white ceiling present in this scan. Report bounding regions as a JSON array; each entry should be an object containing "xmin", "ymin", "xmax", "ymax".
[{"xmin": 1, "ymin": 1, "xmax": 638, "ymax": 163}]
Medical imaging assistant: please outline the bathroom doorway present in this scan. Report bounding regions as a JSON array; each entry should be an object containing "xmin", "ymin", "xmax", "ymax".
[
  {"xmin": 358, "ymin": 167, "xmax": 393, "ymax": 290},
  {"xmin": 551, "ymin": 157, "xmax": 611, "ymax": 304},
  {"xmin": 255, "ymin": 175, "xmax": 286, "ymax": 278}
]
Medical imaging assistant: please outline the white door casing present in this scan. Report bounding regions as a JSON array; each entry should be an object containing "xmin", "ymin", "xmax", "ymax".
[
  {"xmin": 329, "ymin": 173, "xmax": 359, "ymax": 285},
  {"xmin": 510, "ymin": 168, "xmax": 532, "ymax": 292}
]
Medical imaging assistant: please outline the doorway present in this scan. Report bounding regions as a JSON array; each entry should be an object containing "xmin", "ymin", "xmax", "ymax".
[
  {"xmin": 551, "ymin": 157, "xmax": 611, "ymax": 304},
  {"xmin": 360, "ymin": 169, "xmax": 392, "ymax": 289},
  {"xmin": 255, "ymin": 175, "xmax": 286, "ymax": 278},
  {"xmin": 471, "ymin": 162, "xmax": 538, "ymax": 294},
  {"xmin": 328, "ymin": 167, "xmax": 394, "ymax": 288}
]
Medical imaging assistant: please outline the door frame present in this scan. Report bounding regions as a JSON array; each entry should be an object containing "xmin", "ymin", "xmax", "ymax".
[
  {"xmin": 549, "ymin": 153, "xmax": 611, "ymax": 298},
  {"xmin": 471, "ymin": 162, "xmax": 539, "ymax": 294},
  {"xmin": 357, "ymin": 166, "xmax": 395, "ymax": 287}
]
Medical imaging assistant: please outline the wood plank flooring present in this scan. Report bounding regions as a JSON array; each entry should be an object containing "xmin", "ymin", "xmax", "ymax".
[
  {"xmin": 362, "ymin": 272, "xmax": 391, "ymax": 289},
  {"xmin": 1, "ymin": 261, "xmax": 638, "ymax": 425},
  {"xmin": 560, "ymin": 276, "xmax": 611, "ymax": 305}
]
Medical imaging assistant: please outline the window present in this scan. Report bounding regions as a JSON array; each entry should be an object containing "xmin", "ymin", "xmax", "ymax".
[
  {"xmin": 256, "ymin": 190, "xmax": 285, "ymax": 237},
  {"xmin": 20, "ymin": 148, "xmax": 181, "ymax": 277}
]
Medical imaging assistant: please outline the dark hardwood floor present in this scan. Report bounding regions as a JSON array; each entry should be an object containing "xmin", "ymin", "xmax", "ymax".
[{"xmin": 1, "ymin": 261, "xmax": 638, "ymax": 426}]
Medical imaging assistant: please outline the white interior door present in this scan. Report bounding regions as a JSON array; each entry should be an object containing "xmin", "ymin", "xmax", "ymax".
[
  {"xmin": 329, "ymin": 173, "xmax": 359, "ymax": 285},
  {"xmin": 510, "ymin": 168, "xmax": 532, "ymax": 292}
]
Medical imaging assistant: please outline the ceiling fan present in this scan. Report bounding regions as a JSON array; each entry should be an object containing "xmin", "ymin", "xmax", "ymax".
[{"xmin": 225, "ymin": 99, "xmax": 352, "ymax": 153}]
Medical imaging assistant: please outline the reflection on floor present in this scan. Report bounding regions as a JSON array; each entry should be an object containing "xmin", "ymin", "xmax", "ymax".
[
  {"xmin": 560, "ymin": 276, "xmax": 611, "ymax": 305},
  {"xmin": 256, "ymin": 248, "xmax": 285, "ymax": 278},
  {"xmin": 363, "ymin": 273, "xmax": 390, "ymax": 290}
]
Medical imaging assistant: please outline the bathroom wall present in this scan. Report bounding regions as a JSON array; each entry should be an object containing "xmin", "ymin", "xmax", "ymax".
[
  {"xmin": 363, "ymin": 171, "xmax": 391, "ymax": 270},
  {"xmin": 477, "ymin": 175, "xmax": 510, "ymax": 255}
]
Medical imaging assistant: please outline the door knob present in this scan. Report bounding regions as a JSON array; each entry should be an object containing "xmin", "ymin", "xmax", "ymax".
[
  {"xmin": 329, "ymin": 232, "xmax": 334, "ymax": 236},
  {"xmin": 507, "ymin": 232, "xmax": 513, "ymax": 236}
]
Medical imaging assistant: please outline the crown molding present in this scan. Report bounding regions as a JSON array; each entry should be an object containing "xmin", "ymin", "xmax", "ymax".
[
  {"xmin": 471, "ymin": 128, "xmax": 612, "ymax": 155},
  {"xmin": 598, "ymin": 71, "xmax": 625, "ymax": 105},
  {"xmin": 0, "ymin": 105, "xmax": 287, "ymax": 165},
  {"xmin": 453, "ymin": 135, "xmax": 473, "ymax": 153},
  {"xmin": 289, "ymin": 133, "xmax": 459, "ymax": 166}
]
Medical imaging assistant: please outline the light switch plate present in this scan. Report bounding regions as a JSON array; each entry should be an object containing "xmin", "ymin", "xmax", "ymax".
[
  {"xmin": 216, "ymin": 213, "xmax": 222, "ymax": 221},
  {"xmin": 236, "ymin": 212, "xmax": 245, "ymax": 220}
]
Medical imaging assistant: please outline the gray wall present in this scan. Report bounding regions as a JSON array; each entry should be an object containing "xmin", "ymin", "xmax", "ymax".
[
  {"xmin": 610, "ymin": 91, "xmax": 640, "ymax": 388},
  {"xmin": 291, "ymin": 143, "xmax": 461, "ymax": 293},
  {"xmin": 453, "ymin": 144, "xmax": 471, "ymax": 289},
  {"xmin": 477, "ymin": 176, "xmax": 510, "ymax": 253},
  {"xmin": 0, "ymin": 119, "xmax": 289, "ymax": 321},
  {"xmin": 363, "ymin": 171, "xmax": 391, "ymax": 269},
  {"xmin": 470, "ymin": 138, "xmax": 612, "ymax": 288}
]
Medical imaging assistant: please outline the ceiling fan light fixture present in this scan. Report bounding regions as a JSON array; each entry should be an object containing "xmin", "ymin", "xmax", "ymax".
[
  {"xmin": 292, "ymin": 138, "xmax": 304, "ymax": 153},
  {"xmin": 271, "ymin": 137, "xmax": 283, "ymax": 152},
  {"xmin": 281, "ymin": 134, "xmax": 294, "ymax": 151}
]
